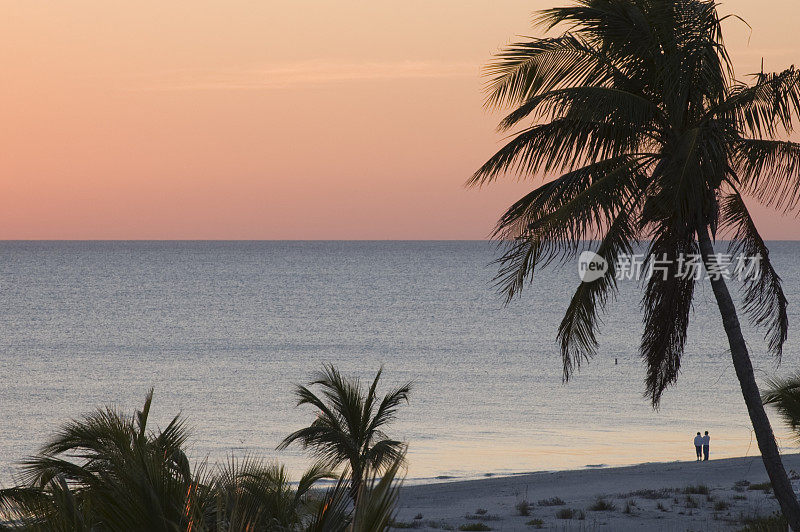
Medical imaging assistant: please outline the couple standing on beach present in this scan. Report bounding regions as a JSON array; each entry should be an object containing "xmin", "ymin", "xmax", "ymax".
[{"xmin": 693, "ymin": 431, "xmax": 710, "ymax": 461}]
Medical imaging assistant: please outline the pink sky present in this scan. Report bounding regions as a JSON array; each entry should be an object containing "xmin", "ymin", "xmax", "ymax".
[{"xmin": 2, "ymin": 1, "xmax": 799, "ymax": 239}]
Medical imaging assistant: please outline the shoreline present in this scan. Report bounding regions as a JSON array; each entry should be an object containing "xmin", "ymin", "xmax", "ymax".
[{"xmin": 396, "ymin": 453, "xmax": 800, "ymax": 530}]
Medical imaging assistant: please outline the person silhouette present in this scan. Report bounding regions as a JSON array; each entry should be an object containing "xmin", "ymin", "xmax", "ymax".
[
  {"xmin": 693, "ymin": 432, "xmax": 703, "ymax": 461},
  {"xmin": 702, "ymin": 431, "xmax": 710, "ymax": 461}
]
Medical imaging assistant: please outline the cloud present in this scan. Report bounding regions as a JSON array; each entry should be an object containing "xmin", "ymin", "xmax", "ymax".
[{"xmin": 138, "ymin": 60, "xmax": 478, "ymax": 91}]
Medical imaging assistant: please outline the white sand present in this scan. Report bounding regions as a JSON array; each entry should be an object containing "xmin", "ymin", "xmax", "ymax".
[{"xmin": 395, "ymin": 454, "xmax": 800, "ymax": 530}]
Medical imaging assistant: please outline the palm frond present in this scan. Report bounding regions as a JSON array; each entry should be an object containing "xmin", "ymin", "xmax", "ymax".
[
  {"xmin": 733, "ymin": 138, "xmax": 800, "ymax": 212},
  {"xmin": 712, "ymin": 67, "xmax": 800, "ymax": 138},
  {"xmin": 763, "ymin": 374, "xmax": 800, "ymax": 440},
  {"xmin": 640, "ymin": 228, "xmax": 698, "ymax": 406},
  {"xmin": 483, "ymin": 33, "xmax": 615, "ymax": 109},
  {"xmin": 492, "ymin": 156, "xmax": 647, "ymax": 302},
  {"xmin": 557, "ymin": 198, "xmax": 639, "ymax": 380},
  {"xmin": 720, "ymin": 191, "xmax": 788, "ymax": 357}
]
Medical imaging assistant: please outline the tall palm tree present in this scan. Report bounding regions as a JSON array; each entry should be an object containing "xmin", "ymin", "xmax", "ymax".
[
  {"xmin": 471, "ymin": 0, "xmax": 800, "ymax": 526},
  {"xmin": 278, "ymin": 365, "xmax": 411, "ymax": 502}
]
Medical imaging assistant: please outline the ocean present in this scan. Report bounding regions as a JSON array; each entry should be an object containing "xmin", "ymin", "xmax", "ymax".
[{"xmin": 1, "ymin": 241, "xmax": 799, "ymax": 484}]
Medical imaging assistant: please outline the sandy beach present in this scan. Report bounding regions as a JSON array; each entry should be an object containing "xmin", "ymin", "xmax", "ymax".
[{"xmin": 395, "ymin": 454, "xmax": 800, "ymax": 530}]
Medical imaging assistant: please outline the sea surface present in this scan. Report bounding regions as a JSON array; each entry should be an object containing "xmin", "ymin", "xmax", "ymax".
[{"xmin": 2, "ymin": 241, "xmax": 800, "ymax": 485}]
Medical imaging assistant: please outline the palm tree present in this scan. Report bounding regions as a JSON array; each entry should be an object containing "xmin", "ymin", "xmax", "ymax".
[
  {"xmin": 278, "ymin": 365, "xmax": 411, "ymax": 502},
  {"xmin": 472, "ymin": 0, "xmax": 800, "ymax": 526},
  {"xmin": 764, "ymin": 375, "xmax": 800, "ymax": 439},
  {"xmin": 0, "ymin": 389, "xmax": 204, "ymax": 530},
  {"xmin": 0, "ymin": 390, "xmax": 342, "ymax": 532},
  {"xmin": 209, "ymin": 456, "xmax": 332, "ymax": 531},
  {"xmin": 305, "ymin": 454, "xmax": 405, "ymax": 532}
]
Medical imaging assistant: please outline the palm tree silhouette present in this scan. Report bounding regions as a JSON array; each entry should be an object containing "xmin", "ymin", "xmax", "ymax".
[
  {"xmin": 0, "ymin": 389, "xmax": 202, "ymax": 530},
  {"xmin": 764, "ymin": 375, "xmax": 800, "ymax": 438},
  {"xmin": 278, "ymin": 365, "xmax": 411, "ymax": 503},
  {"xmin": 472, "ymin": 0, "xmax": 800, "ymax": 525},
  {"xmin": 0, "ymin": 389, "xmax": 355, "ymax": 531}
]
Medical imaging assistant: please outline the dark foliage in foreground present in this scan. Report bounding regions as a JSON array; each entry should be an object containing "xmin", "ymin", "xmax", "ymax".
[{"xmin": 0, "ymin": 367, "xmax": 408, "ymax": 531}]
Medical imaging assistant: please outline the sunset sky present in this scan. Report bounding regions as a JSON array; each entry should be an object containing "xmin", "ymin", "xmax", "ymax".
[{"xmin": 2, "ymin": 1, "xmax": 799, "ymax": 239}]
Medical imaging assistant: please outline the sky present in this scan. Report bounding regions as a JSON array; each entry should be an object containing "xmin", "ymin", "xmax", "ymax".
[{"xmin": 2, "ymin": 1, "xmax": 800, "ymax": 239}]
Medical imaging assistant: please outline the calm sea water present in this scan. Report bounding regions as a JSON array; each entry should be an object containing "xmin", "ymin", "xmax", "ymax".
[{"xmin": 2, "ymin": 241, "xmax": 799, "ymax": 484}]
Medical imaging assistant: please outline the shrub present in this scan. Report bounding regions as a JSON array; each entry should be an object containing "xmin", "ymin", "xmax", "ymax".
[
  {"xmin": 390, "ymin": 521, "xmax": 420, "ymax": 529},
  {"xmin": 555, "ymin": 508, "xmax": 574, "ymax": 519},
  {"xmin": 516, "ymin": 500, "xmax": 532, "ymax": 516},
  {"xmin": 538, "ymin": 496, "xmax": 566, "ymax": 506},
  {"xmin": 526, "ymin": 519, "xmax": 544, "ymax": 528},
  {"xmin": 620, "ymin": 488, "xmax": 674, "ymax": 499},
  {"xmin": 684, "ymin": 484, "xmax": 710, "ymax": 495},
  {"xmin": 588, "ymin": 498, "xmax": 617, "ymax": 511},
  {"xmin": 715, "ymin": 500, "xmax": 730, "ymax": 511},
  {"xmin": 458, "ymin": 524, "xmax": 492, "ymax": 531},
  {"xmin": 737, "ymin": 512, "xmax": 788, "ymax": 531},
  {"xmin": 748, "ymin": 482, "xmax": 773, "ymax": 493}
]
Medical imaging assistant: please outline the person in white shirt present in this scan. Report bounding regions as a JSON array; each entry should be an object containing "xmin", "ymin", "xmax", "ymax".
[
  {"xmin": 702, "ymin": 431, "xmax": 710, "ymax": 461},
  {"xmin": 693, "ymin": 432, "xmax": 703, "ymax": 461}
]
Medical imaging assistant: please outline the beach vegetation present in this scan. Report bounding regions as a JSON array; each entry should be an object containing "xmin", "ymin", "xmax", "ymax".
[
  {"xmin": 515, "ymin": 500, "xmax": 532, "ymax": 516},
  {"xmin": 684, "ymin": 484, "xmax": 710, "ymax": 495},
  {"xmin": 0, "ymin": 366, "xmax": 409, "ymax": 531},
  {"xmin": 621, "ymin": 488, "xmax": 674, "ymax": 499},
  {"xmin": 555, "ymin": 508, "xmax": 575, "ymax": 519},
  {"xmin": 278, "ymin": 365, "xmax": 412, "ymax": 503},
  {"xmin": 656, "ymin": 501, "xmax": 668, "ymax": 512},
  {"xmin": 538, "ymin": 496, "xmax": 566, "ymax": 506},
  {"xmin": 457, "ymin": 524, "xmax": 492, "ymax": 531},
  {"xmin": 749, "ymin": 482, "xmax": 773, "ymax": 493},
  {"xmin": 525, "ymin": 518, "xmax": 544, "ymax": 528},
  {"xmin": 715, "ymin": 500, "xmax": 731, "ymax": 511},
  {"xmin": 474, "ymin": 0, "xmax": 800, "ymax": 525},
  {"xmin": 737, "ymin": 511, "xmax": 788, "ymax": 531},
  {"xmin": 465, "ymin": 512, "xmax": 500, "ymax": 521},
  {"xmin": 764, "ymin": 375, "xmax": 800, "ymax": 442},
  {"xmin": 588, "ymin": 497, "xmax": 616, "ymax": 511}
]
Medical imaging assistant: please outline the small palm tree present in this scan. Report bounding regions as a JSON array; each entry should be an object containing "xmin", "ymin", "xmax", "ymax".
[
  {"xmin": 764, "ymin": 375, "xmax": 800, "ymax": 439},
  {"xmin": 473, "ymin": 0, "xmax": 800, "ymax": 525},
  {"xmin": 209, "ymin": 456, "xmax": 332, "ymax": 531},
  {"xmin": 278, "ymin": 365, "xmax": 411, "ymax": 502},
  {"xmin": 305, "ymin": 454, "xmax": 405, "ymax": 532},
  {"xmin": 0, "ymin": 389, "xmax": 204, "ymax": 530}
]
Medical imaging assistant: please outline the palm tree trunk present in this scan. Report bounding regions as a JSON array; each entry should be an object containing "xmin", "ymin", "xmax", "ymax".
[{"xmin": 696, "ymin": 223, "xmax": 800, "ymax": 529}]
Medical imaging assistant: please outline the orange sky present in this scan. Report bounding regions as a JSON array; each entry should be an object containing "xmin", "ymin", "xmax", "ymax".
[{"xmin": 2, "ymin": 1, "xmax": 799, "ymax": 239}]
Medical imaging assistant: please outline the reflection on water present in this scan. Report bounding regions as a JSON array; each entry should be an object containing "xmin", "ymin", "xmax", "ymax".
[{"xmin": 0, "ymin": 241, "xmax": 798, "ymax": 484}]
